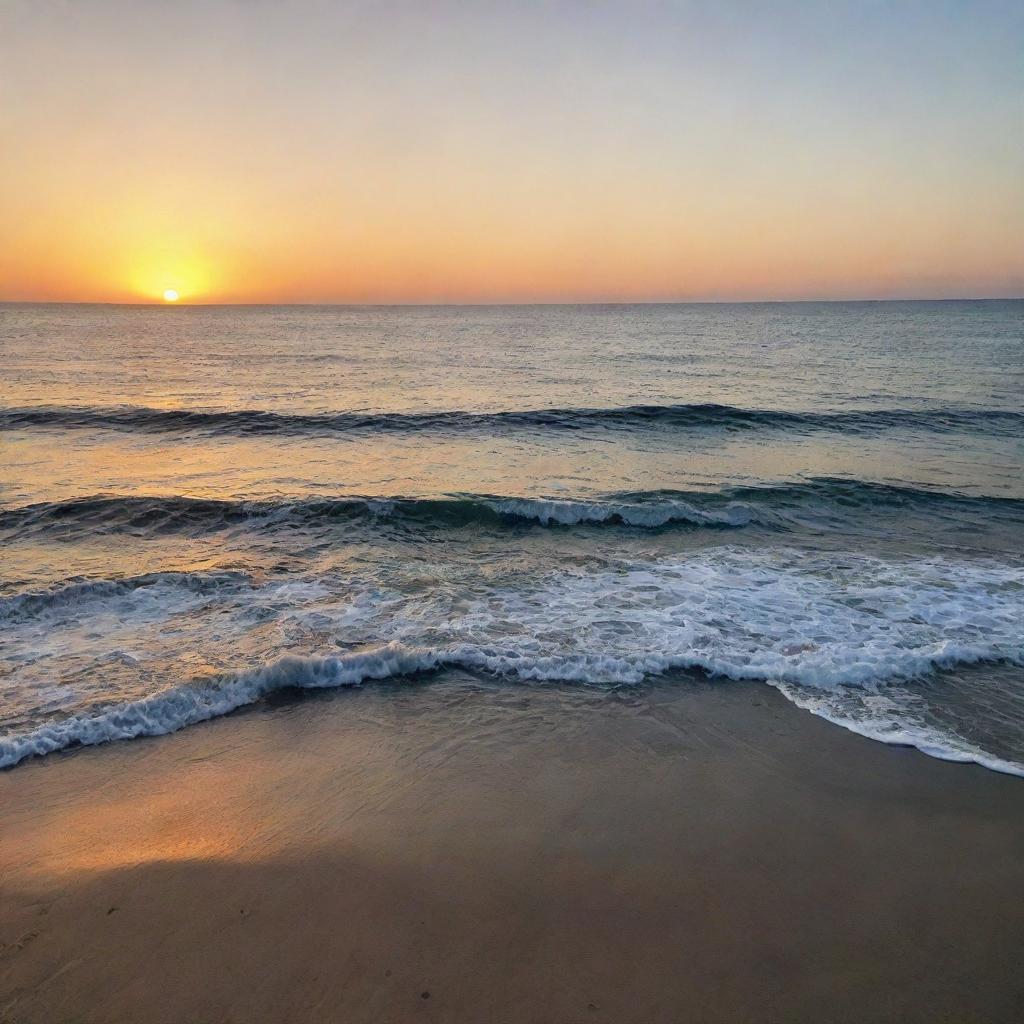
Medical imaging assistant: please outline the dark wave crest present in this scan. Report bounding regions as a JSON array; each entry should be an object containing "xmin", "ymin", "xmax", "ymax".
[
  {"xmin": 2, "ymin": 479, "xmax": 1021, "ymax": 542},
  {"xmin": 0, "ymin": 569, "xmax": 251, "ymax": 621},
  {"xmin": 2, "ymin": 402, "xmax": 1021, "ymax": 438}
]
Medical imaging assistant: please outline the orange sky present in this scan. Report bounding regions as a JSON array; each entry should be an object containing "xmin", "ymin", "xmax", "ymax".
[{"xmin": 2, "ymin": 1, "xmax": 1022, "ymax": 304}]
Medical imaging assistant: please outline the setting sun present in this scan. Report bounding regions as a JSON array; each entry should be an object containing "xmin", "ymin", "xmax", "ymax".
[{"xmin": 1, "ymin": 4, "xmax": 1022, "ymax": 1020}]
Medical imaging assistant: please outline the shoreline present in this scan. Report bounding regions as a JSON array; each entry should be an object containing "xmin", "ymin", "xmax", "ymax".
[{"xmin": 3, "ymin": 672, "xmax": 1023, "ymax": 1023}]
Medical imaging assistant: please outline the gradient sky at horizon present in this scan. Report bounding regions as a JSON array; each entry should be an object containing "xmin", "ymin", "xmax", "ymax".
[{"xmin": 1, "ymin": 0, "xmax": 1022, "ymax": 303}]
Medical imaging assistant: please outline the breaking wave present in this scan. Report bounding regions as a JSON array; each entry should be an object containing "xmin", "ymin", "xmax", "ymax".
[
  {"xmin": 3, "ymin": 548, "xmax": 1023, "ymax": 773},
  {"xmin": 4, "ymin": 641, "xmax": 1023, "ymax": 775},
  {"xmin": 2, "ymin": 479, "xmax": 1021, "ymax": 540}
]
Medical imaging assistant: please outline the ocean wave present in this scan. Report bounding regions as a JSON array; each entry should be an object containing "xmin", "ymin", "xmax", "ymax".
[
  {"xmin": 0, "ymin": 570, "xmax": 252, "ymax": 621},
  {"xmin": 3, "ymin": 639, "xmax": 1023, "ymax": 774},
  {"xmin": 2, "ymin": 479, "xmax": 1020, "ymax": 540},
  {"xmin": 3, "ymin": 549, "xmax": 1023, "ymax": 772},
  {"xmin": 2, "ymin": 402, "xmax": 1021, "ymax": 438},
  {"xmin": 0, "ymin": 645, "xmax": 443, "ymax": 770}
]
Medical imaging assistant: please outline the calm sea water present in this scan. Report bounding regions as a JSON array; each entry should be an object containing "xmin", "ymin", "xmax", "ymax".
[{"xmin": 1, "ymin": 301, "xmax": 1022, "ymax": 772}]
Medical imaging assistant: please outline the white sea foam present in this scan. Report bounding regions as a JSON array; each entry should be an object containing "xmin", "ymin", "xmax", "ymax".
[
  {"xmin": 775, "ymin": 682, "xmax": 1024, "ymax": 777},
  {"xmin": 484, "ymin": 497, "xmax": 761, "ymax": 528},
  {"xmin": 0, "ymin": 644, "xmax": 442, "ymax": 769},
  {"xmin": 2, "ymin": 549, "xmax": 1022, "ymax": 771}
]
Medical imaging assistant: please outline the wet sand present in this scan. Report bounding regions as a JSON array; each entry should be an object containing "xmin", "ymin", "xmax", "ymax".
[{"xmin": 2, "ymin": 672, "xmax": 1023, "ymax": 1023}]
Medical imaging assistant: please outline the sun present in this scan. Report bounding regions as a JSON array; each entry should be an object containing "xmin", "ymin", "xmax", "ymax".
[{"xmin": 162, "ymin": 289, "xmax": 180, "ymax": 302}]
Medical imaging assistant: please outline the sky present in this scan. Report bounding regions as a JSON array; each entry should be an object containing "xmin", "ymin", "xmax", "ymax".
[{"xmin": 1, "ymin": 0, "xmax": 1022, "ymax": 304}]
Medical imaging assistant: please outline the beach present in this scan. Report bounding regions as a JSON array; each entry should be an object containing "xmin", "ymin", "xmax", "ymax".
[
  {"xmin": 2, "ymin": 301, "xmax": 1023, "ymax": 1021},
  {"xmin": 4, "ymin": 672, "xmax": 1023, "ymax": 1023},
  {"xmin": 4, "ymin": 1, "xmax": 1024, "ymax": 1017}
]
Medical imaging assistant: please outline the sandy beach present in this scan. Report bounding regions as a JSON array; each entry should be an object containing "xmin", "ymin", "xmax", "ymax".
[
  {"xmin": 3, "ymin": 672, "xmax": 1022, "ymax": 1023},
  {"xmin": 4, "ymin": 0, "xmax": 1024, "ymax": 1018}
]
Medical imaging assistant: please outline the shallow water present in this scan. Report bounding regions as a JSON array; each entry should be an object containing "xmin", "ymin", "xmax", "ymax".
[{"xmin": 1, "ymin": 300, "xmax": 1022, "ymax": 771}]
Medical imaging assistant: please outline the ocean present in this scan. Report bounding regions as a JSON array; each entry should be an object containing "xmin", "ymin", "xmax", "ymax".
[{"xmin": 1, "ymin": 300, "xmax": 1022, "ymax": 774}]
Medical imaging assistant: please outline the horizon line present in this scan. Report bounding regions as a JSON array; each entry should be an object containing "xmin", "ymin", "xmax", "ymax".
[{"xmin": 2, "ymin": 295, "xmax": 1022, "ymax": 309}]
